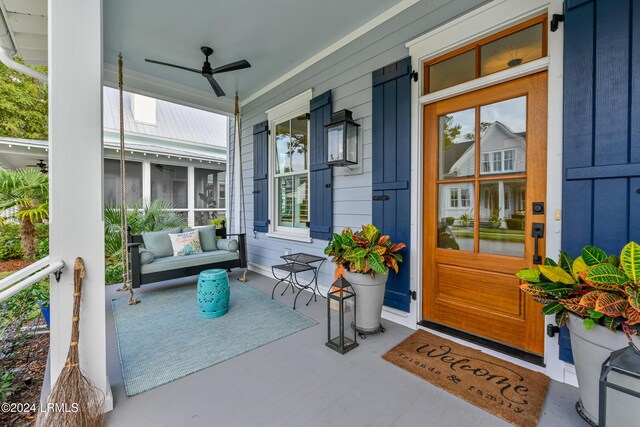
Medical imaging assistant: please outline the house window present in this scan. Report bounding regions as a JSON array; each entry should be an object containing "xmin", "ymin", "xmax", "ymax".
[
  {"xmin": 425, "ymin": 15, "xmax": 546, "ymax": 94},
  {"xmin": 150, "ymin": 163, "xmax": 188, "ymax": 223},
  {"xmin": 482, "ymin": 149, "xmax": 516, "ymax": 174},
  {"xmin": 450, "ymin": 189, "xmax": 459, "ymax": 208},
  {"xmin": 104, "ymin": 159, "xmax": 143, "ymax": 206},
  {"xmin": 460, "ymin": 188, "xmax": 470, "ymax": 207},
  {"xmin": 266, "ymin": 91, "xmax": 312, "ymax": 239},
  {"xmin": 194, "ymin": 168, "xmax": 225, "ymax": 226},
  {"xmin": 449, "ymin": 188, "xmax": 470, "ymax": 208},
  {"xmin": 503, "ymin": 149, "xmax": 515, "ymax": 171},
  {"xmin": 493, "ymin": 152, "xmax": 502, "ymax": 172},
  {"xmin": 481, "ymin": 153, "xmax": 491, "ymax": 173}
]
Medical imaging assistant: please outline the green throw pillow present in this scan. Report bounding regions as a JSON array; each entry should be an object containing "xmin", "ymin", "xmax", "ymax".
[
  {"xmin": 141, "ymin": 228, "xmax": 182, "ymax": 258},
  {"xmin": 195, "ymin": 225, "xmax": 218, "ymax": 252}
]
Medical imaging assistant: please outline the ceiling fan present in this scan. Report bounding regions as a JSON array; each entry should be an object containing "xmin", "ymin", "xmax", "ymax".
[
  {"xmin": 145, "ymin": 46, "xmax": 250, "ymax": 97},
  {"xmin": 27, "ymin": 159, "xmax": 48, "ymax": 174}
]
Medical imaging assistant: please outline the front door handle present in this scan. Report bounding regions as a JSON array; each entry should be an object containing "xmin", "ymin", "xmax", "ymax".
[{"xmin": 531, "ymin": 223, "xmax": 544, "ymax": 264}]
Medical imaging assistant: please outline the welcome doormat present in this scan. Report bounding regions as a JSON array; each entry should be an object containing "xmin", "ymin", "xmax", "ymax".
[{"xmin": 383, "ymin": 330, "xmax": 549, "ymax": 427}]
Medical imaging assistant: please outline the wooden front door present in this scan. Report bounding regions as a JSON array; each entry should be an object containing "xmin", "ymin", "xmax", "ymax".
[{"xmin": 422, "ymin": 72, "xmax": 547, "ymax": 355}]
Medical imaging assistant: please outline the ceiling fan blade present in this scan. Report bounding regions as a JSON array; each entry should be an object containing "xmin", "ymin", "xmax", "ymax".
[
  {"xmin": 211, "ymin": 59, "xmax": 251, "ymax": 74},
  {"xmin": 205, "ymin": 74, "xmax": 225, "ymax": 97},
  {"xmin": 145, "ymin": 59, "xmax": 201, "ymax": 74}
]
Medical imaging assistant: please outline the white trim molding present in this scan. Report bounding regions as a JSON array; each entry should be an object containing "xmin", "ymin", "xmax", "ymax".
[{"xmin": 407, "ymin": 0, "xmax": 567, "ymax": 384}]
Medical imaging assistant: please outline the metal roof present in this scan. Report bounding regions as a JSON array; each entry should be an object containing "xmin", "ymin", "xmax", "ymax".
[{"xmin": 103, "ymin": 87, "xmax": 227, "ymax": 148}]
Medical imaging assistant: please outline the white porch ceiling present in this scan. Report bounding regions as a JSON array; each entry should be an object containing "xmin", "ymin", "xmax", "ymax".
[
  {"xmin": 2, "ymin": 0, "xmax": 410, "ymax": 114},
  {"xmin": 103, "ymin": 0, "xmax": 405, "ymax": 113},
  {"xmin": 0, "ymin": 0, "xmax": 47, "ymax": 65}
]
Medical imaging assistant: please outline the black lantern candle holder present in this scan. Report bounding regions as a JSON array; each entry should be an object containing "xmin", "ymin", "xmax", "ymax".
[
  {"xmin": 326, "ymin": 277, "xmax": 358, "ymax": 354},
  {"xmin": 598, "ymin": 342, "xmax": 640, "ymax": 427},
  {"xmin": 325, "ymin": 109, "xmax": 359, "ymax": 166}
]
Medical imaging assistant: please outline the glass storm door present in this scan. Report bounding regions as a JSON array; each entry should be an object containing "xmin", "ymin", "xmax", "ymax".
[{"xmin": 422, "ymin": 73, "xmax": 547, "ymax": 355}]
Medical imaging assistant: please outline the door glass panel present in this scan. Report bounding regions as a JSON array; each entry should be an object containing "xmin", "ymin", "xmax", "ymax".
[
  {"xmin": 438, "ymin": 108, "xmax": 476, "ymax": 179},
  {"xmin": 480, "ymin": 96, "xmax": 526, "ymax": 175},
  {"xmin": 479, "ymin": 180, "xmax": 525, "ymax": 257},
  {"xmin": 428, "ymin": 49, "xmax": 476, "ymax": 93},
  {"xmin": 437, "ymin": 183, "xmax": 474, "ymax": 252},
  {"xmin": 480, "ymin": 23, "xmax": 544, "ymax": 76}
]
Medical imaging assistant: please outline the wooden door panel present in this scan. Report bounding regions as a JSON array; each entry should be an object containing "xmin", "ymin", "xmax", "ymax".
[
  {"xmin": 422, "ymin": 72, "xmax": 547, "ymax": 355},
  {"xmin": 435, "ymin": 264, "xmax": 524, "ymax": 318}
]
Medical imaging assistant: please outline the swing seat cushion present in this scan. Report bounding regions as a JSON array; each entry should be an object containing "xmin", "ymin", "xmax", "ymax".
[
  {"xmin": 139, "ymin": 250, "xmax": 239, "ymax": 275},
  {"xmin": 141, "ymin": 228, "xmax": 182, "ymax": 258}
]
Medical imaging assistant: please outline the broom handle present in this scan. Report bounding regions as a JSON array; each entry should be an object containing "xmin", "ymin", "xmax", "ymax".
[{"xmin": 66, "ymin": 258, "xmax": 85, "ymax": 367}]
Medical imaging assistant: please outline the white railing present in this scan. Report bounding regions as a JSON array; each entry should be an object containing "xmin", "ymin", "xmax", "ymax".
[{"xmin": 0, "ymin": 256, "xmax": 65, "ymax": 303}]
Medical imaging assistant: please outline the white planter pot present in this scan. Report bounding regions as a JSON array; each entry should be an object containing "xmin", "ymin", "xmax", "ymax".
[
  {"xmin": 344, "ymin": 270, "xmax": 388, "ymax": 332},
  {"xmin": 566, "ymin": 313, "xmax": 640, "ymax": 425}
]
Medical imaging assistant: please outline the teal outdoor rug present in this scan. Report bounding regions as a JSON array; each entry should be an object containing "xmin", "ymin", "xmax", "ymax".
[{"xmin": 112, "ymin": 282, "xmax": 317, "ymax": 396}]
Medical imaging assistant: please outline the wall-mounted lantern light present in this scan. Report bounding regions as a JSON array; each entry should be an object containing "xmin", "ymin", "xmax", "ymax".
[{"xmin": 325, "ymin": 109, "xmax": 359, "ymax": 167}]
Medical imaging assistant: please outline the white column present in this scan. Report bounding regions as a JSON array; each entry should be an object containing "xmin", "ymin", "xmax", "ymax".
[
  {"xmin": 498, "ymin": 181, "xmax": 505, "ymax": 219},
  {"xmin": 188, "ymin": 165, "xmax": 195, "ymax": 226},
  {"xmin": 232, "ymin": 121, "xmax": 242, "ymax": 234},
  {"xmin": 142, "ymin": 160, "xmax": 151, "ymax": 206},
  {"xmin": 48, "ymin": 0, "xmax": 112, "ymax": 411}
]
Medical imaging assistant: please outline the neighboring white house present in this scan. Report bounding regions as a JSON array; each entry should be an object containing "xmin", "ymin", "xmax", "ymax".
[
  {"xmin": 0, "ymin": 87, "xmax": 229, "ymax": 226},
  {"xmin": 438, "ymin": 120, "xmax": 526, "ymax": 224}
]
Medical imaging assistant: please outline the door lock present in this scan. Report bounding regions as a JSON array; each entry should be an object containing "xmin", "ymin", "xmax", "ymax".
[{"xmin": 532, "ymin": 223, "xmax": 544, "ymax": 264}]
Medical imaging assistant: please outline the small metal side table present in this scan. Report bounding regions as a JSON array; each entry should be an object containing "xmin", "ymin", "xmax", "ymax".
[{"xmin": 271, "ymin": 253, "xmax": 326, "ymax": 310}]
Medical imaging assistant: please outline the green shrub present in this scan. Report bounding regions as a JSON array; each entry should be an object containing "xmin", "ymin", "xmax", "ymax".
[
  {"xmin": 210, "ymin": 216, "xmax": 227, "ymax": 228},
  {"xmin": 443, "ymin": 216, "xmax": 455, "ymax": 226},
  {"xmin": 105, "ymin": 257, "xmax": 124, "ymax": 285},
  {"xmin": 104, "ymin": 200, "xmax": 185, "ymax": 258},
  {"xmin": 505, "ymin": 218, "xmax": 524, "ymax": 230},
  {"xmin": 0, "ymin": 369, "xmax": 15, "ymax": 400},
  {"xmin": 0, "ymin": 222, "xmax": 23, "ymax": 261}
]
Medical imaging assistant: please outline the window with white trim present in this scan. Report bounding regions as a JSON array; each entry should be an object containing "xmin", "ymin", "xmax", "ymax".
[
  {"xmin": 449, "ymin": 187, "xmax": 471, "ymax": 208},
  {"xmin": 267, "ymin": 91, "xmax": 312, "ymax": 239},
  {"xmin": 481, "ymin": 148, "xmax": 516, "ymax": 174}
]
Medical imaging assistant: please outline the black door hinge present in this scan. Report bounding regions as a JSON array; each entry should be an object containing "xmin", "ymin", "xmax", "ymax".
[
  {"xmin": 410, "ymin": 70, "xmax": 418, "ymax": 82},
  {"xmin": 547, "ymin": 324, "xmax": 560, "ymax": 337},
  {"xmin": 409, "ymin": 290, "xmax": 417, "ymax": 301},
  {"xmin": 305, "ymin": 113, "xmax": 311, "ymax": 120},
  {"xmin": 268, "ymin": 130, "xmax": 271, "ymax": 135},
  {"xmin": 550, "ymin": 14, "xmax": 564, "ymax": 32},
  {"xmin": 267, "ymin": 219, "xmax": 271, "ymax": 225}
]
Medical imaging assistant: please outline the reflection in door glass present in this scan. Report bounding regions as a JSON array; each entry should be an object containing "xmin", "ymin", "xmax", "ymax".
[
  {"xmin": 438, "ymin": 109, "xmax": 476, "ymax": 180},
  {"xmin": 479, "ymin": 180, "xmax": 525, "ymax": 257},
  {"xmin": 480, "ymin": 96, "xmax": 526, "ymax": 175},
  {"xmin": 437, "ymin": 183, "xmax": 474, "ymax": 252}
]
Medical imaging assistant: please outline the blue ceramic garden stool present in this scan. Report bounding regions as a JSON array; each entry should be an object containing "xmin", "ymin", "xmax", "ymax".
[{"xmin": 197, "ymin": 269, "xmax": 230, "ymax": 318}]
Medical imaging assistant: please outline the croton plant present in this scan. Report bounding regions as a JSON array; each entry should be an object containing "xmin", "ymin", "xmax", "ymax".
[
  {"xmin": 518, "ymin": 242, "xmax": 640, "ymax": 339},
  {"xmin": 324, "ymin": 224, "xmax": 406, "ymax": 277}
]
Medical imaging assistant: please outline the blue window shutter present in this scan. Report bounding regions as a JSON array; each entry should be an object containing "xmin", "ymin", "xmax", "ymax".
[
  {"xmin": 309, "ymin": 90, "xmax": 333, "ymax": 240},
  {"xmin": 558, "ymin": 326, "xmax": 574, "ymax": 364},
  {"xmin": 372, "ymin": 57, "xmax": 412, "ymax": 312},
  {"xmin": 253, "ymin": 121, "xmax": 269, "ymax": 232},
  {"xmin": 561, "ymin": 1, "xmax": 640, "ymax": 362}
]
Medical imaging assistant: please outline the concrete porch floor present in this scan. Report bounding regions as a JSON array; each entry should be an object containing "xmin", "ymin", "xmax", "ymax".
[{"xmin": 104, "ymin": 270, "xmax": 586, "ymax": 427}]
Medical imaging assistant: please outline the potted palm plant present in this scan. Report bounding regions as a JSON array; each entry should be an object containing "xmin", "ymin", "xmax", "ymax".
[
  {"xmin": 517, "ymin": 242, "xmax": 640, "ymax": 425},
  {"xmin": 324, "ymin": 224, "xmax": 405, "ymax": 333}
]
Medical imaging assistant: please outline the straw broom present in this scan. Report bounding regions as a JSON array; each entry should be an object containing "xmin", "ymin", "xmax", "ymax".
[{"xmin": 37, "ymin": 258, "xmax": 104, "ymax": 427}]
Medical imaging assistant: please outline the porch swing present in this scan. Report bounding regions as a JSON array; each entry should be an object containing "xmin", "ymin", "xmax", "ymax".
[{"xmin": 115, "ymin": 55, "xmax": 248, "ymax": 302}]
